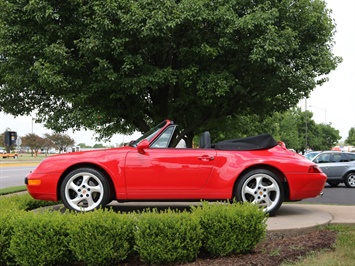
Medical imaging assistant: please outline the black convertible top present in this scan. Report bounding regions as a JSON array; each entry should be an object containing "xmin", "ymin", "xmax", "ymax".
[{"xmin": 212, "ymin": 133, "xmax": 278, "ymax": 151}]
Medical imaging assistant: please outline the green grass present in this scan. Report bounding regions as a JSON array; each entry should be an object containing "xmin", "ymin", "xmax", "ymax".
[
  {"xmin": 0, "ymin": 153, "xmax": 52, "ymax": 162},
  {"xmin": 282, "ymin": 225, "xmax": 355, "ymax": 266},
  {"xmin": 0, "ymin": 186, "xmax": 27, "ymax": 196}
]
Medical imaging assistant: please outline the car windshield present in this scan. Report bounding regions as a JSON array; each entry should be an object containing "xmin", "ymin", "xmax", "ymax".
[
  {"xmin": 129, "ymin": 120, "xmax": 169, "ymax": 147},
  {"xmin": 304, "ymin": 151, "xmax": 321, "ymax": 161}
]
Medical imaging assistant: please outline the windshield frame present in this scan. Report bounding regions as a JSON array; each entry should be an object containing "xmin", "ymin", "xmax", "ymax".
[{"xmin": 129, "ymin": 120, "xmax": 171, "ymax": 147}]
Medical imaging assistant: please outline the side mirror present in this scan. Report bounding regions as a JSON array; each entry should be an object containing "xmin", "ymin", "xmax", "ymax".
[{"xmin": 137, "ymin": 139, "xmax": 150, "ymax": 154}]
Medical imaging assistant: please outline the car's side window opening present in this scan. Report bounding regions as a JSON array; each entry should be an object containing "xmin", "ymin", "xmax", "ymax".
[
  {"xmin": 151, "ymin": 126, "xmax": 175, "ymax": 148},
  {"xmin": 316, "ymin": 154, "xmax": 331, "ymax": 163}
]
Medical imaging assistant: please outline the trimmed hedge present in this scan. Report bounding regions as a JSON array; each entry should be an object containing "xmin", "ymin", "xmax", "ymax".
[
  {"xmin": 67, "ymin": 209, "xmax": 134, "ymax": 265},
  {"xmin": 0, "ymin": 194, "xmax": 268, "ymax": 265},
  {"xmin": 133, "ymin": 209, "xmax": 202, "ymax": 264},
  {"xmin": 193, "ymin": 201, "xmax": 267, "ymax": 257},
  {"xmin": 9, "ymin": 211, "xmax": 72, "ymax": 266}
]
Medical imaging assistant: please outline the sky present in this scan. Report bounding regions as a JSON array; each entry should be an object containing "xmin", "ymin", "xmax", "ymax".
[{"xmin": 1, "ymin": 0, "xmax": 354, "ymax": 146}]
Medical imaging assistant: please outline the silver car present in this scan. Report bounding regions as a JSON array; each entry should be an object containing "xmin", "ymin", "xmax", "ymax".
[
  {"xmin": 312, "ymin": 151, "xmax": 355, "ymax": 188},
  {"xmin": 304, "ymin": 151, "xmax": 321, "ymax": 161}
]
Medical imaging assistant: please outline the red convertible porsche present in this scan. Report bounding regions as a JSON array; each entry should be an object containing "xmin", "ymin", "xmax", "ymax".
[{"xmin": 25, "ymin": 120, "xmax": 326, "ymax": 215}]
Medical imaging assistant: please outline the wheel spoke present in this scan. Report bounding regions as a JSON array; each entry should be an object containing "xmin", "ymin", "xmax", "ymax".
[
  {"xmin": 68, "ymin": 182, "xmax": 80, "ymax": 191},
  {"xmin": 244, "ymin": 186, "xmax": 256, "ymax": 196},
  {"xmin": 70, "ymin": 195, "xmax": 83, "ymax": 205},
  {"xmin": 88, "ymin": 184, "xmax": 101, "ymax": 193},
  {"xmin": 81, "ymin": 174, "xmax": 91, "ymax": 187}
]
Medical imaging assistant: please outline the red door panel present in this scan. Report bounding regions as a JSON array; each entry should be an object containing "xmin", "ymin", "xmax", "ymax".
[{"xmin": 124, "ymin": 148, "xmax": 217, "ymax": 198}]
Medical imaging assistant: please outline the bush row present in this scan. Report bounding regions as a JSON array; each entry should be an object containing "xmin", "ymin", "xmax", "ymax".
[{"xmin": 0, "ymin": 194, "xmax": 267, "ymax": 265}]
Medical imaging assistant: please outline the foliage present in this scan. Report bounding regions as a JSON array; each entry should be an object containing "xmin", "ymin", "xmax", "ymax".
[
  {"xmin": 0, "ymin": 193, "xmax": 268, "ymax": 265},
  {"xmin": 44, "ymin": 132, "xmax": 75, "ymax": 152},
  {"xmin": 67, "ymin": 209, "xmax": 134, "ymax": 265},
  {"xmin": 192, "ymin": 201, "xmax": 267, "ymax": 257},
  {"xmin": 208, "ymin": 108, "xmax": 341, "ymax": 153},
  {"xmin": 0, "ymin": 212, "xmax": 15, "ymax": 265},
  {"xmin": 133, "ymin": 208, "xmax": 202, "ymax": 264},
  {"xmin": 0, "ymin": 0, "xmax": 341, "ymax": 146},
  {"xmin": 9, "ymin": 211, "xmax": 72, "ymax": 266},
  {"xmin": 21, "ymin": 133, "xmax": 45, "ymax": 156},
  {"xmin": 345, "ymin": 127, "xmax": 355, "ymax": 146}
]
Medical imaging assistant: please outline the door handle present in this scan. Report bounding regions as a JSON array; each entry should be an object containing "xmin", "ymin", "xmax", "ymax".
[{"xmin": 198, "ymin": 155, "xmax": 215, "ymax": 161}]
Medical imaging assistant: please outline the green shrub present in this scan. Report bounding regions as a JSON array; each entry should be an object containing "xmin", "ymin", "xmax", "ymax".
[
  {"xmin": 0, "ymin": 212, "xmax": 16, "ymax": 265},
  {"xmin": 9, "ymin": 211, "xmax": 72, "ymax": 266},
  {"xmin": 67, "ymin": 209, "xmax": 134, "ymax": 265},
  {"xmin": 193, "ymin": 201, "xmax": 267, "ymax": 257},
  {"xmin": 1, "ymin": 194, "xmax": 268, "ymax": 265},
  {"xmin": 133, "ymin": 209, "xmax": 202, "ymax": 265}
]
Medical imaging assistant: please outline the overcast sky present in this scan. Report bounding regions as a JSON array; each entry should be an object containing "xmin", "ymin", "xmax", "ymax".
[{"xmin": 1, "ymin": 0, "xmax": 354, "ymax": 146}]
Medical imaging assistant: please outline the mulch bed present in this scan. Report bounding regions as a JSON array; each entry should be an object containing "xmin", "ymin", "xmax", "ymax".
[{"xmin": 120, "ymin": 228, "xmax": 337, "ymax": 265}]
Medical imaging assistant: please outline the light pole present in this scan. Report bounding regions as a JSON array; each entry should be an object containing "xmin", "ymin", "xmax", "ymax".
[{"xmin": 309, "ymin": 105, "xmax": 327, "ymax": 124}]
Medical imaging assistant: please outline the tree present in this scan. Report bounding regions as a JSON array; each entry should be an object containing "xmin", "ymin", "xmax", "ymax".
[
  {"xmin": 41, "ymin": 137, "xmax": 55, "ymax": 156},
  {"xmin": 93, "ymin": 143, "xmax": 105, "ymax": 148},
  {"xmin": 22, "ymin": 133, "xmax": 45, "ymax": 157},
  {"xmin": 0, "ymin": 0, "xmax": 341, "ymax": 146},
  {"xmin": 206, "ymin": 107, "xmax": 341, "ymax": 153},
  {"xmin": 345, "ymin": 127, "xmax": 355, "ymax": 146},
  {"xmin": 44, "ymin": 133, "xmax": 74, "ymax": 153},
  {"xmin": 77, "ymin": 143, "xmax": 91, "ymax": 148}
]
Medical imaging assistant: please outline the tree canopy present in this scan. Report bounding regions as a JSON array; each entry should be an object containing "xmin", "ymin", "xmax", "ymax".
[
  {"xmin": 345, "ymin": 127, "xmax": 355, "ymax": 146},
  {"xmin": 0, "ymin": 0, "xmax": 341, "ymax": 146}
]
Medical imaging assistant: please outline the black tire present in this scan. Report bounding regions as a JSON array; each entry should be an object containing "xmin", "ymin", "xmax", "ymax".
[
  {"xmin": 344, "ymin": 173, "xmax": 355, "ymax": 188},
  {"xmin": 235, "ymin": 169, "xmax": 284, "ymax": 216},
  {"xmin": 60, "ymin": 168, "xmax": 111, "ymax": 211},
  {"xmin": 327, "ymin": 181, "xmax": 340, "ymax": 187}
]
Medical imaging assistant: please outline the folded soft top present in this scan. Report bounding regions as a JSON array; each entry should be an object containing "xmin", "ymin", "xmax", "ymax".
[{"xmin": 212, "ymin": 133, "xmax": 278, "ymax": 151}]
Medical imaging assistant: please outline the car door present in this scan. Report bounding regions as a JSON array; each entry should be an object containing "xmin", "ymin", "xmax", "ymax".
[
  {"xmin": 124, "ymin": 148, "xmax": 217, "ymax": 198},
  {"xmin": 313, "ymin": 153, "xmax": 333, "ymax": 176},
  {"xmin": 330, "ymin": 153, "xmax": 350, "ymax": 178}
]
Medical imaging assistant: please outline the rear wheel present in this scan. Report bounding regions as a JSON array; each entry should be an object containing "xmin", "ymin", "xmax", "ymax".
[
  {"xmin": 327, "ymin": 181, "xmax": 340, "ymax": 187},
  {"xmin": 60, "ymin": 168, "xmax": 111, "ymax": 211},
  {"xmin": 344, "ymin": 173, "xmax": 355, "ymax": 188},
  {"xmin": 235, "ymin": 169, "xmax": 284, "ymax": 216}
]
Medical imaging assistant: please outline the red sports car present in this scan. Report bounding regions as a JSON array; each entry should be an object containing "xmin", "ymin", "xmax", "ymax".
[{"xmin": 25, "ymin": 120, "xmax": 326, "ymax": 215}]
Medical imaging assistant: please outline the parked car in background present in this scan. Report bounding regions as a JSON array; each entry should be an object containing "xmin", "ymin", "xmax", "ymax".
[
  {"xmin": 1, "ymin": 149, "xmax": 18, "ymax": 159},
  {"xmin": 25, "ymin": 119, "xmax": 327, "ymax": 215},
  {"xmin": 311, "ymin": 151, "xmax": 355, "ymax": 188},
  {"xmin": 304, "ymin": 151, "xmax": 322, "ymax": 161}
]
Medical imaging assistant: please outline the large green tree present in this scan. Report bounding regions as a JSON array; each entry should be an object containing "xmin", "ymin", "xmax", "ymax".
[{"xmin": 0, "ymin": 0, "xmax": 341, "ymax": 146}]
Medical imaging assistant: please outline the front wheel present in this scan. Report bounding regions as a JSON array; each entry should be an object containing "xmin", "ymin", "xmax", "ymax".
[
  {"xmin": 344, "ymin": 173, "xmax": 355, "ymax": 188},
  {"xmin": 235, "ymin": 169, "xmax": 284, "ymax": 216},
  {"xmin": 60, "ymin": 168, "xmax": 111, "ymax": 211}
]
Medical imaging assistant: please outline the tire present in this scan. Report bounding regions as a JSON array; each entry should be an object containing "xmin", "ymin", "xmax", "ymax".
[
  {"xmin": 344, "ymin": 172, "xmax": 355, "ymax": 188},
  {"xmin": 60, "ymin": 168, "xmax": 111, "ymax": 211},
  {"xmin": 235, "ymin": 169, "xmax": 284, "ymax": 216},
  {"xmin": 327, "ymin": 181, "xmax": 340, "ymax": 187}
]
